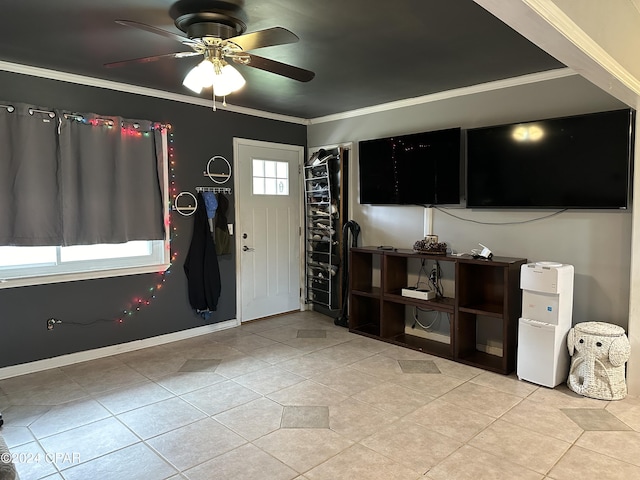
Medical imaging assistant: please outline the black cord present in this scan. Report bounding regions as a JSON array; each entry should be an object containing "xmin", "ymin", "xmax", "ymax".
[
  {"xmin": 415, "ymin": 259, "xmax": 431, "ymax": 289},
  {"xmin": 49, "ymin": 318, "xmax": 115, "ymax": 327},
  {"xmin": 63, "ymin": 319, "xmax": 114, "ymax": 326},
  {"xmin": 432, "ymin": 206, "xmax": 568, "ymax": 225},
  {"xmin": 437, "ymin": 261, "xmax": 443, "ymax": 297},
  {"xmin": 428, "ymin": 260, "xmax": 444, "ymax": 297}
]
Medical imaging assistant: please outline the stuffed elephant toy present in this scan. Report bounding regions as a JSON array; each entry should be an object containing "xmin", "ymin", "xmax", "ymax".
[{"xmin": 567, "ymin": 321, "xmax": 630, "ymax": 400}]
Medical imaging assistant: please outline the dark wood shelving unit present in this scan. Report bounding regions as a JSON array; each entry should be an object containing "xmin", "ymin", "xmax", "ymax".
[
  {"xmin": 349, "ymin": 246, "xmax": 526, "ymax": 374},
  {"xmin": 458, "ymin": 304, "xmax": 504, "ymax": 317},
  {"xmin": 390, "ymin": 333, "xmax": 453, "ymax": 357},
  {"xmin": 384, "ymin": 292, "xmax": 455, "ymax": 312}
]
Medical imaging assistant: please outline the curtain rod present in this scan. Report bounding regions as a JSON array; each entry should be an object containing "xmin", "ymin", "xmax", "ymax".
[
  {"xmin": 2, "ymin": 104, "xmax": 171, "ymax": 130},
  {"xmin": 63, "ymin": 114, "xmax": 115, "ymax": 126},
  {"xmin": 0, "ymin": 105, "xmax": 59, "ymax": 118},
  {"xmin": 29, "ymin": 108, "xmax": 56, "ymax": 118},
  {"xmin": 63, "ymin": 113, "xmax": 171, "ymax": 130}
]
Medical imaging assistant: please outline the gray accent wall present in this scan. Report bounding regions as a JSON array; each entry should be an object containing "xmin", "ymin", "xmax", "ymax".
[
  {"xmin": 308, "ymin": 74, "xmax": 631, "ymax": 332},
  {"xmin": 0, "ymin": 70, "xmax": 306, "ymax": 368}
]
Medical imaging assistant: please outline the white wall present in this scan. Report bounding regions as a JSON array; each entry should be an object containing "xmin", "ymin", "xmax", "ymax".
[
  {"xmin": 551, "ymin": 0, "xmax": 640, "ymax": 82},
  {"xmin": 308, "ymin": 73, "xmax": 630, "ymax": 327}
]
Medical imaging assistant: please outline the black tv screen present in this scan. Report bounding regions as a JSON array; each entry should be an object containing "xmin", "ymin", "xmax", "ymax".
[
  {"xmin": 466, "ymin": 109, "xmax": 634, "ymax": 209},
  {"xmin": 359, "ymin": 127, "xmax": 461, "ymax": 205}
]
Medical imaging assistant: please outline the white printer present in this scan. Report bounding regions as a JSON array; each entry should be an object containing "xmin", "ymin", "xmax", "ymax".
[{"xmin": 517, "ymin": 262, "xmax": 574, "ymax": 387}]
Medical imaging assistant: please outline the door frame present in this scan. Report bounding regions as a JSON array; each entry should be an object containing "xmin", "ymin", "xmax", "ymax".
[{"xmin": 233, "ymin": 137, "xmax": 306, "ymax": 323}]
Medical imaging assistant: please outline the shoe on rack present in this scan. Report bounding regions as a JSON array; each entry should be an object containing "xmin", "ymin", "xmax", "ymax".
[
  {"xmin": 313, "ymin": 151, "xmax": 336, "ymax": 166},
  {"xmin": 310, "ymin": 148, "xmax": 328, "ymax": 165},
  {"xmin": 309, "ymin": 183, "xmax": 327, "ymax": 192},
  {"xmin": 306, "ymin": 150, "xmax": 321, "ymax": 166}
]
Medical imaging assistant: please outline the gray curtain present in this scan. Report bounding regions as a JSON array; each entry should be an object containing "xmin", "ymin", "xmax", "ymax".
[
  {"xmin": 58, "ymin": 114, "xmax": 165, "ymax": 245},
  {"xmin": 0, "ymin": 103, "xmax": 62, "ymax": 246},
  {"xmin": 0, "ymin": 101, "xmax": 165, "ymax": 246}
]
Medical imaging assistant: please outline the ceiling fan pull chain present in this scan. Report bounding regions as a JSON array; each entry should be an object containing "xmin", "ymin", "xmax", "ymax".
[
  {"xmin": 222, "ymin": 96, "xmax": 227, "ymax": 107},
  {"xmin": 212, "ymin": 84, "xmax": 216, "ymax": 111}
]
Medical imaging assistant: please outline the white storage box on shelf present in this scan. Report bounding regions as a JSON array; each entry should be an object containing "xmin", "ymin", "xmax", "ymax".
[{"xmin": 517, "ymin": 261, "xmax": 574, "ymax": 388}]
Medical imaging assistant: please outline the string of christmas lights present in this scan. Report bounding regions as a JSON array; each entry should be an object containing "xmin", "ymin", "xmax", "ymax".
[
  {"xmin": 48, "ymin": 122, "xmax": 177, "ymax": 329},
  {"xmin": 117, "ymin": 124, "xmax": 177, "ymax": 324}
]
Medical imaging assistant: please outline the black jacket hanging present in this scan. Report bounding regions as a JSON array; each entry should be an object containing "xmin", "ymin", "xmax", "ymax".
[
  {"xmin": 214, "ymin": 193, "xmax": 232, "ymax": 255},
  {"xmin": 184, "ymin": 192, "xmax": 221, "ymax": 313}
]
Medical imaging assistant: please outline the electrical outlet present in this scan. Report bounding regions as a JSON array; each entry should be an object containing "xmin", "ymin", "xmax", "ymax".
[{"xmin": 47, "ymin": 318, "xmax": 61, "ymax": 330}]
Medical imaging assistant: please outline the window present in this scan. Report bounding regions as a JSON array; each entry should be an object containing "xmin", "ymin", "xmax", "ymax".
[
  {"xmin": 0, "ymin": 124, "xmax": 170, "ymax": 289},
  {"xmin": 252, "ymin": 159, "xmax": 289, "ymax": 195},
  {"xmin": 0, "ymin": 240, "xmax": 167, "ymax": 288}
]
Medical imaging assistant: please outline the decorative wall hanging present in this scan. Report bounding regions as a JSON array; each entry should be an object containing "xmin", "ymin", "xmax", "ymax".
[
  {"xmin": 205, "ymin": 155, "xmax": 232, "ymax": 184},
  {"xmin": 174, "ymin": 155, "xmax": 232, "ymax": 216}
]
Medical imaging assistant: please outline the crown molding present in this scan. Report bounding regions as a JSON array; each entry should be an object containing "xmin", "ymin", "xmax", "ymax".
[
  {"xmin": 308, "ymin": 68, "xmax": 576, "ymax": 125},
  {"xmin": 522, "ymin": 0, "xmax": 640, "ymax": 99},
  {"xmin": 0, "ymin": 60, "xmax": 309, "ymax": 125},
  {"xmin": 1, "ymin": 59, "xmax": 608, "ymax": 127}
]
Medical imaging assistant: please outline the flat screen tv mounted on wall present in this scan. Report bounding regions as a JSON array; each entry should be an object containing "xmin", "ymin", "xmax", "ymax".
[
  {"xmin": 466, "ymin": 109, "xmax": 634, "ymax": 209},
  {"xmin": 359, "ymin": 127, "xmax": 461, "ymax": 205}
]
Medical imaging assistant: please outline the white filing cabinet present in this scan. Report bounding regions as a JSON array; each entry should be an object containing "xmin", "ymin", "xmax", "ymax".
[{"xmin": 517, "ymin": 262, "xmax": 574, "ymax": 387}]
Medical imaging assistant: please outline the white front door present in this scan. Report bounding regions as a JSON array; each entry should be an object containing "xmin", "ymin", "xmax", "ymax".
[{"xmin": 234, "ymin": 138, "xmax": 304, "ymax": 322}]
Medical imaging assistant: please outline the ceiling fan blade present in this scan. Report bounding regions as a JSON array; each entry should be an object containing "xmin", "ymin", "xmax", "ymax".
[
  {"xmin": 115, "ymin": 20, "xmax": 198, "ymax": 46},
  {"xmin": 232, "ymin": 53, "xmax": 315, "ymax": 82},
  {"xmin": 104, "ymin": 51, "xmax": 200, "ymax": 69},
  {"xmin": 230, "ymin": 27, "xmax": 299, "ymax": 51}
]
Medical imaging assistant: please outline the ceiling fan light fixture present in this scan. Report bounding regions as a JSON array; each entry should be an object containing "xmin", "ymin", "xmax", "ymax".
[
  {"xmin": 212, "ymin": 63, "xmax": 246, "ymax": 97},
  {"xmin": 182, "ymin": 59, "xmax": 215, "ymax": 93},
  {"xmin": 183, "ymin": 58, "xmax": 245, "ymax": 98}
]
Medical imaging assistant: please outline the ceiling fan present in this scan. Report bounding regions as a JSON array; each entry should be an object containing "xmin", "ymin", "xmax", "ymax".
[{"xmin": 105, "ymin": 0, "xmax": 315, "ymax": 107}]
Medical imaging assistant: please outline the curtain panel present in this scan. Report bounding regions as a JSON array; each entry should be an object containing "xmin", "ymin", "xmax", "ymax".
[
  {"xmin": 58, "ymin": 115, "xmax": 165, "ymax": 245},
  {"xmin": 0, "ymin": 101, "xmax": 165, "ymax": 246},
  {"xmin": 0, "ymin": 104, "xmax": 62, "ymax": 246}
]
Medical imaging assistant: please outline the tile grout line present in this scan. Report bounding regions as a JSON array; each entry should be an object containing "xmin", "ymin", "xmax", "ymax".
[{"xmin": 6, "ymin": 311, "xmax": 639, "ymax": 480}]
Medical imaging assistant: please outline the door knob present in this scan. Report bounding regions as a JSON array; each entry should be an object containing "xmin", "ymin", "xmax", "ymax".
[{"xmin": 243, "ymin": 246, "xmax": 255, "ymax": 252}]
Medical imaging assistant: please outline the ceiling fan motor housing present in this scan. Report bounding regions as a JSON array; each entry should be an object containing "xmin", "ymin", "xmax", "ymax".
[{"xmin": 170, "ymin": 0, "xmax": 247, "ymax": 39}]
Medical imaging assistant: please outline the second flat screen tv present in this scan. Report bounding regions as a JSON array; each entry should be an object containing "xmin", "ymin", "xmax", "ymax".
[
  {"xmin": 466, "ymin": 109, "xmax": 634, "ymax": 209},
  {"xmin": 359, "ymin": 127, "xmax": 461, "ymax": 205}
]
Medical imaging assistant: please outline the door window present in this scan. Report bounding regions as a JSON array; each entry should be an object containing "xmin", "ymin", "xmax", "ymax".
[{"xmin": 252, "ymin": 159, "xmax": 289, "ymax": 196}]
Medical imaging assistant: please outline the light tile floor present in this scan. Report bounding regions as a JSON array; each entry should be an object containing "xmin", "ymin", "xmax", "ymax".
[{"xmin": 1, "ymin": 310, "xmax": 639, "ymax": 480}]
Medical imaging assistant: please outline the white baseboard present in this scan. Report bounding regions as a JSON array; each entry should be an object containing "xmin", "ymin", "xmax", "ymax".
[{"xmin": 0, "ymin": 318, "xmax": 239, "ymax": 380}]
